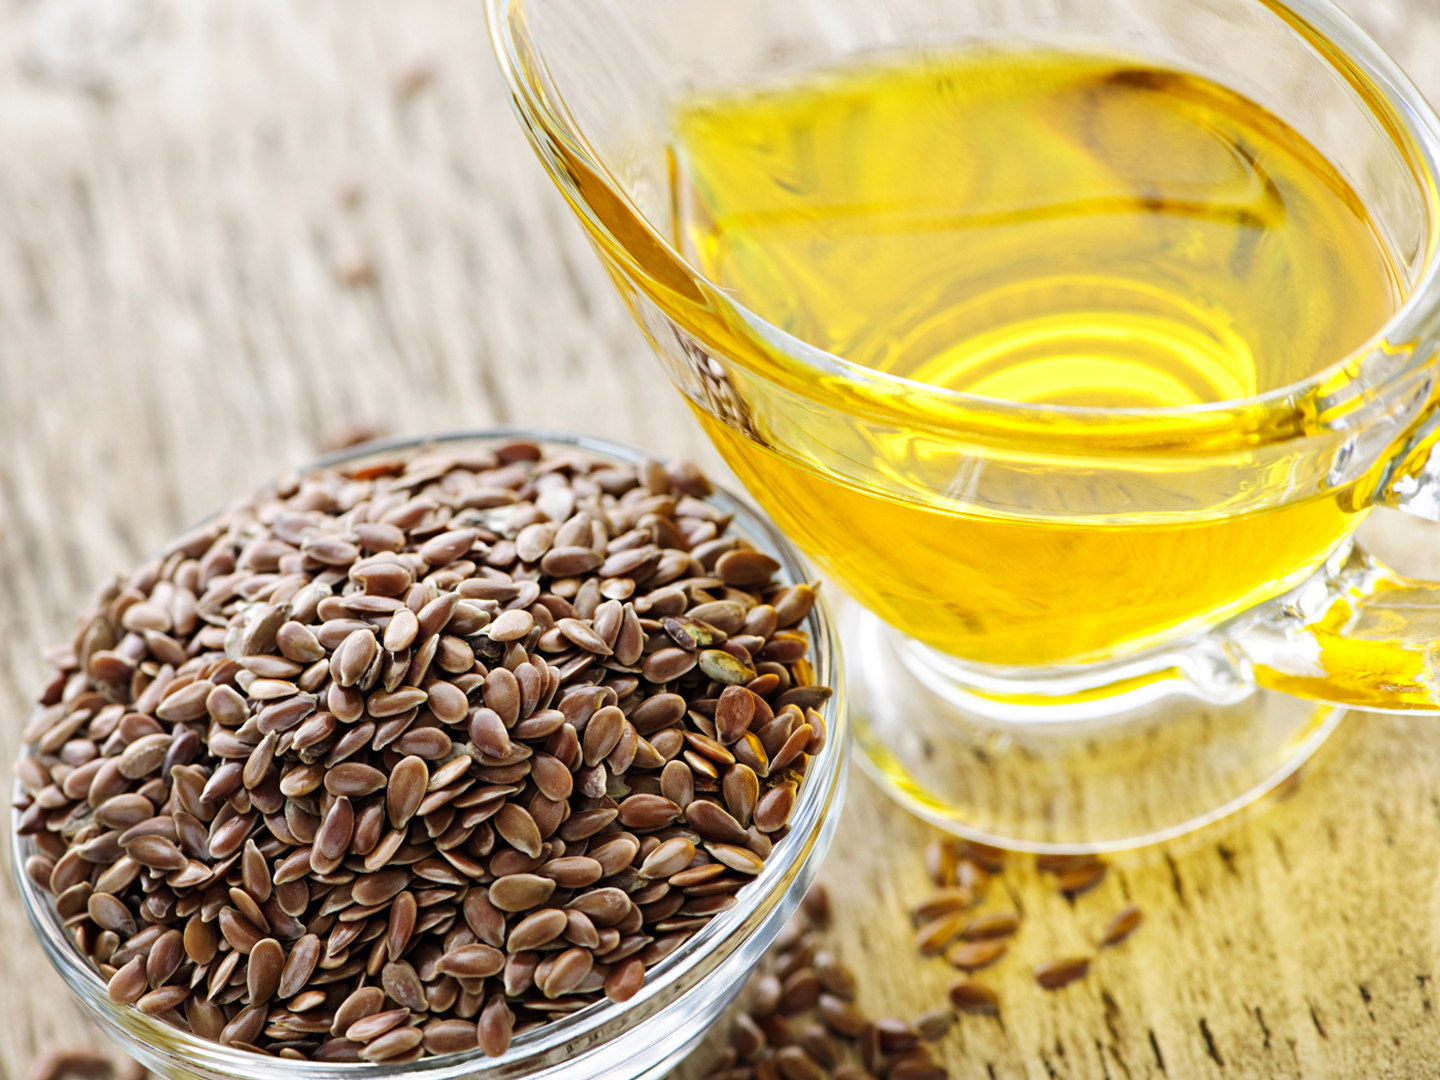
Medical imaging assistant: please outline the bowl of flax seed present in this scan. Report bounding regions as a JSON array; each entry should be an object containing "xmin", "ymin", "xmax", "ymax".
[{"xmin": 11, "ymin": 429, "xmax": 847, "ymax": 1080}]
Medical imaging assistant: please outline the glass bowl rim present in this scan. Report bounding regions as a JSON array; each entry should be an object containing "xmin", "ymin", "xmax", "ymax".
[
  {"xmin": 486, "ymin": 0, "xmax": 1440, "ymax": 429},
  {"xmin": 11, "ymin": 426, "xmax": 849, "ymax": 1078}
]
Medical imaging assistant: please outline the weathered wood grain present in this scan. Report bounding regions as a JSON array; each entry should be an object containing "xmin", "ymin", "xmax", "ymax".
[{"xmin": 0, "ymin": 0, "xmax": 1436, "ymax": 1077}]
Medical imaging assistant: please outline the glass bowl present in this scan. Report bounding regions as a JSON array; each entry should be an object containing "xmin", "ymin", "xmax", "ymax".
[{"xmin": 11, "ymin": 428, "xmax": 848, "ymax": 1080}]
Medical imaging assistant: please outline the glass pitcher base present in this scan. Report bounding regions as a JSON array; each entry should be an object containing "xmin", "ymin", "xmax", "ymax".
[{"xmin": 844, "ymin": 603, "xmax": 1344, "ymax": 852}]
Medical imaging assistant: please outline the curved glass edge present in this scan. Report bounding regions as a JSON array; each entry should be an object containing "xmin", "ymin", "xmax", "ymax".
[
  {"xmin": 845, "ymin": 594, "xmax": 1344, "ymax": 854},
  {"xmin": 483, "ymin": 0, "xmax": 1440, "ymax": 441},
  {"xmin": 850, "ymin": 703, "xmax": 1342, "ymax": 855},
  {"xmin": 11, "ymin": 428, "xmax": 850, "ymax": 1079}
]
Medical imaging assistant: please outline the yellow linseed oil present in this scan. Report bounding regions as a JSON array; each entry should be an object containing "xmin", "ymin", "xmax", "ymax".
[{"xmin": 668, "ymin": 49, "xmax": 1403, "ymax": 664}]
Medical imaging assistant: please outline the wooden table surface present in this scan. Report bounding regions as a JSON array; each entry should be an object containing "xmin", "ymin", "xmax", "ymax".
[{"xmin": 3, "ymin": 1, "xmax": 1440, "ymax": 1077}]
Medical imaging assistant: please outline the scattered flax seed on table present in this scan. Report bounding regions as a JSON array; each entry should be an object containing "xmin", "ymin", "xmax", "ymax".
[
  {"xmin": 693, "ymin": 770, "xmax": 1151, "ymax": 1076},
  {"xmin": 704, "ymin": 884, "xmax": 954, "ymax": 1080},
  {"xmin": 15, "ymin": 441, "xmax": 831, "ymax": 1061},
  {"xmin": 908, "ymin": 838, "xmax": 1144, "ymax": 1014}
]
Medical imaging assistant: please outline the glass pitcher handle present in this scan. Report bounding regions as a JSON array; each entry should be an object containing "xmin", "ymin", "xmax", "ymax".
[{"xmin": 1231, "ymin": 429, "xmax": 1440, "ymax": 712}]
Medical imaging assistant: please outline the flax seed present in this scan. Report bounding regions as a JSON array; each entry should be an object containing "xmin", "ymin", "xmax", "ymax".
[
  {"xmin": 1055, "ymin": 860, "xmax": 1107, "ymax": 896},
  {"xmin": 1034, "ymin": 957, "xmax": 1090, "ymax": 989},
  {"xmin": 914, "ymin": 914, "xmax": 965, "ymax": 956},
  {"xmin": 945, "ymin": 940, "xmax": 1007, "ymax": 971},
  {"xmin": 947, "ymin": 979, "xmax": 999, "ymax": 1015},
  {"xmin": 1101, "ymin": 903, "xmax": 1143, "ymax": 946},
  {"xmin": 910, "ymin": 889, "xmax": 973, "ymax": 923},
  {"xmin": 960, "ymin": 911, "xmax": 1019, "ymax": 940},
  {"xmin": 359, "ymin": 1026, "xmax": 424, "ymax": 1062},
  {"xmin": 477, "ymin": 994, "xmax": 514, "ymax": 1057}
]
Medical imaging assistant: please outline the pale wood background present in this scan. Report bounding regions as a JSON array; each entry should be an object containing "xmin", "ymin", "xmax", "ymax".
[{"xmin": 1, "ymin": 0, "xmax": 1439, "ymax": 1077}]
